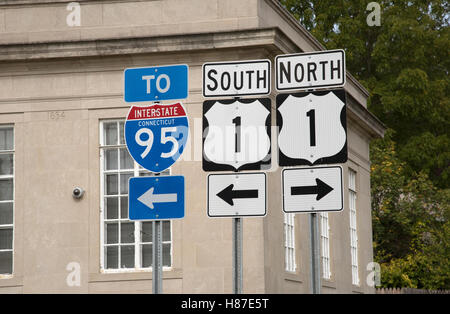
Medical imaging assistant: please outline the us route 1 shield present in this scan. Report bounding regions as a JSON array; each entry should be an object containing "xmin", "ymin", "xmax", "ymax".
[
  {"xmin": 203, "ymin": 98, "xmax": 271, "ymax": 172},
  {"xmin": 282, "ymin": 166, "xmax": 343, "ymax": 213},
  {"xmin": 208, "ymin": 172, "xmax": 266, "ymax": 217},
  {"xmin": 129, "ymin": 176, "xmax": 184, "ymax": 220},
  {"xmin": 125, "ymin": 102, "xmax": 189, "ymax": 173},
  {"xmin": 277, "ymin": 88, "xmax": 347, "ymax": 166}
]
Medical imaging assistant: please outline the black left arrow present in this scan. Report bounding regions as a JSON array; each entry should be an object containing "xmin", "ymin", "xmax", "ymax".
[
  {"xmin": 217, "ymin": 184, "xmax": 259, "ymax": 206},
  {"xmin": 291, "ymin": 178, "xmax": 334, "ymax": 201}
]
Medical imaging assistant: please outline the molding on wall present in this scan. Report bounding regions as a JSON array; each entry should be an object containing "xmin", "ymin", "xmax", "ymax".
[
  {"xmin": 0, "ymin": 0, "xmax": 153, "ymax": 7},
  {"xmin": 0, "ymin": 27, "xmax": 385, "ymax": 138}
]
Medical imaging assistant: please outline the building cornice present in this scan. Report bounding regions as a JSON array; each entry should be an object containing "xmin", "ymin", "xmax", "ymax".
[{"xmin": 0, "ymin": 26, "xmax": 385, "ymax": 138}]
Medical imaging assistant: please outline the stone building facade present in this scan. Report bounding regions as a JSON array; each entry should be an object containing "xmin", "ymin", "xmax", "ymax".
[{"xmin": 0, "ymin": 0, "xmax": 384, "ymax": 293}]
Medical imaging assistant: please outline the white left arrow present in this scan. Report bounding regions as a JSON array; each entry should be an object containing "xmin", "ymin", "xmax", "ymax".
[{"xmin": 137, "ymin": 187, "xmax": 177, "ymax": 210}]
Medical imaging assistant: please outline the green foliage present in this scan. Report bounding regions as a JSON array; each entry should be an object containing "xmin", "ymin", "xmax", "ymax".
[{"xmin": 280, "ymin": 0, "xmax": 450, "ymax": 289}]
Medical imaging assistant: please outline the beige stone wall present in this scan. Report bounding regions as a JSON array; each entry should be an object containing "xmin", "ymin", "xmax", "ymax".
[{"xmin": 0, "ymin": 0, "xmax": 381, "ymax": 294}]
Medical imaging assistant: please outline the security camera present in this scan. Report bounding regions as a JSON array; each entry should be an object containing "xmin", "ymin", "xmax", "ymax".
[{"xmin": 72, "ymin": 187, "xmax": 85, "ymax": 199}]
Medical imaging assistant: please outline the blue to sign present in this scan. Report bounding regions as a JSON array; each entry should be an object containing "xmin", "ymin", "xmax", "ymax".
[
  {"xmin": 124, "ymin": 102, "xmax": 189, "ymax": 173},
  {"xmin": 129, "ymin": 176, "xmax": 185, "ymax": 221},
  {"xmin": 124, "ymin": 64, "xmax": 188, "ymax": 102}
]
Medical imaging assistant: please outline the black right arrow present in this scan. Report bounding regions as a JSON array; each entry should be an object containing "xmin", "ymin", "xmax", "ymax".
[
  {"xmin": 217, "ymin": 184, "xmax": 259, "ymax": 206},
  {"xmin": 291, "ymin": 178, "xmax": 334, "ymax": 201}
]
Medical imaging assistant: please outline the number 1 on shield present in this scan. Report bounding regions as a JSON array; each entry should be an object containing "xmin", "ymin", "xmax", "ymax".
[
  {"xmin": 306, "ymin": 109, "xmax": 316, "ymax": 147},
  {"xmin": 232, "ymin": 116, "xmax": 241, "ymax": 153}
]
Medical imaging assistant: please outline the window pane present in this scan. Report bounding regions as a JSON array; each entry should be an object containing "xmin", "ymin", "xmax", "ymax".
[
  {"xmin": 0, "ymin": 154, "xmax": 13, "ymax": 175},
  {"xmin": 163, "ymin": 243, "xmax": 171, "ymax": 267},
  {"xmin": 119, "ymin": 148, "xmax": 133, "ymax": 170},
  {"xmin": 0, "ymin": 251, "xmax": 12, "ymax": 274},
  {"xmin": 120, "ymin": 245, "xmax": 135, "ymax": 268},
  {"xmin": 0, "ymin": 202, "xmax": 13, "ymax": 225},
  {"xmin": 120, "ymin": 222, "xmax": 134, "ymax": 244},
  {"xmin": 105, "ymin": 174, "xmax": 118, "ymax": 195},
  {"xmin": 0, "ymin": 128, "xmax": 13, "ymax": 151},
  {"xmin": 104, "ymin": 122, "xmax": 118, "ymax": 145},
  {"xmin": 162, "ymin": 221, "xmax": 171, "ymax": 242},
  {"xmin": 0, "ymin": 179, "xmax": 13, "ymax": 201},
  {"xmin": 104, "ymin": 149, "xmax": 118, "ymax": 170},
  {"xmin": 105, "ymin": 197, "xmax": 118, "ymax": 220},
  {"xmin": 119, "ymin": 122, "xmax": 125, "ymax": 145},
  {"xmin": 120, "ymin": 173, "xmax": 133, "ymax": 194},
  {"xmin": 139, "ymin": 171, "xmax": 153, "ymax": 177},
  {"xmin": 105, "ymin": 246, "xmax": 118, "ymax": 269},
  {"xmin": 120, "ymin": 196, "xmax": 128, "ymax": 219},
  {"xmin": 105, "ymin": 223, "xmax": 118, "ymax": 244},
  {"xmin": 142, "ymin": 244, "xmax": 152, "ymax": 268},
  {"xmin": 0, "ymin": 228, "xmax": 13, "ymax": 249},
  {"xmin": 142, "ymin": 222, "xmax": 153, "ymax": 243}
]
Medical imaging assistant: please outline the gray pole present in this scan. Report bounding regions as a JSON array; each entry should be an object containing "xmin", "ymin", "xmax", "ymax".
[
  {"xmin": 232, "ymin": 217, "xmax": 243, "ymax": 294},
  {"xmin": 309, "ymin": 213, "xmax": 321, "ymax": 294},
  {"xmin": 152, "ymin": 220, "xmax": 163, "ymax": 294}
]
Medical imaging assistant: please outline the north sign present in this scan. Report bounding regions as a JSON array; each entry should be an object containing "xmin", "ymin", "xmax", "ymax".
[
  {"xmin": 276, "ymin": 50, "xmax": 345, "ymax": 91},
  {"xmin": 125, "ymin": 102, "xmax": 189, "ymax": 173},
  {"xmin": 277, "ymin": 89, "xmax": 347, "ymax": 166}
]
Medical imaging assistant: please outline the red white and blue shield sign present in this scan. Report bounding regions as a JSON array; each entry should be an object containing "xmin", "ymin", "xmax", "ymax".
[{"xmin": 125, "ymin": 102, "xmax": 189, "ymax": 173}]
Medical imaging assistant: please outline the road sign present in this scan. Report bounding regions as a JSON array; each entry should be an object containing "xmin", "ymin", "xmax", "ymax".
[
  {"xmin": 124, "ymin": 64, "xmax": 188, "ymax": 102},
  {"xmin": 203, "ymin": 60, "xmax": 271, "ymax": 97},
  {"xmin": 125, "ymin": 102, "xmax": 189, "ymax": 173},
  {"xmin": 203, "ymin": 98, "xmax": 271, "ymax": 171},
  {"xmin": 277, "ymin": 88, "xmax": 347, "ymax": 166},
  {"xmin": 282, "ymin": 166, "xmax": 343, "ymax": 213},
  {"xmin": 276, "ymin": 50, "xmax": 345, "ymax": 91},
  {"xmin": 208, "ymin": 172, "xmax": 266, "ymax": 217},
  {"xmin": 129, "ymin": 176, "xmax": 185, "ymax": 220}
]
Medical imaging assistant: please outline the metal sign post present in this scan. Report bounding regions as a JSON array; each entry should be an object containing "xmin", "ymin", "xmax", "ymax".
[
  {"xmin": 124, "ymin": 64, "xmax": 189, "ymax": 295},
  {"xmin": 152, "ymin": 219, "xmax": 163, "ymax": 294},
  {"xmin": 232, "ymin": 217, "xmax": 243, "ymax": 294},
  {"xmin": 309, "ymin": 213, "xmax": 321, "ymax": 294}
]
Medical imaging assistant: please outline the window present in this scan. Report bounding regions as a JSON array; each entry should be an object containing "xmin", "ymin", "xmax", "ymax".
[
  {"xmin": 319, "ymin": 212, "xmax": 331, "ymax": 280},
  {"xmin": 100, "ymin": 120, "xmax": 172, "ymax": 271},
  {"xmin": 0, "ymin": 126, "xmax": 14, "ymax": 275},
  {"xmin": 284, "ymin": 213, "xmax": 296, "ymax": 272},
  {"xmin": 349, "ymin": 169, "xmax": 359, "ymax": 285}
]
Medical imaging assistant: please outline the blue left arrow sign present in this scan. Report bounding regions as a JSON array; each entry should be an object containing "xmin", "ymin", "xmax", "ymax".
[{"xmin": 129, "ymin": 176, "xmax": 185, "ymax": 221}]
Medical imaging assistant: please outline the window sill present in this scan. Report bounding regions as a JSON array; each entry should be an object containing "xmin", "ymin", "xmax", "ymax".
[
  {"xmin": 0, "ymin": 275, "xmax": 23, "ymax": 288},
  {"xmin": 351, "ymin": 284, "xmax": 364, "ymax": 294},
  {"xmin": 284, "ymin": 271, "xmax": 303, "ymax": 283},
  {"xmin": 88, "ymin": 268, "xmax": 183, "ymax": 283},
  {"xmin": 321, "ymin": 278, "xmax": 336, "ymax": 290}
]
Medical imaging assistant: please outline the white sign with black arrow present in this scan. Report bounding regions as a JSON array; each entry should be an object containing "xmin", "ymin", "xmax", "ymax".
[
  {"xmin": 282, "ymin": 166, "xmax": 343, "ymax": 213},
  {"xmin": 208, "ymin": 173, "xmax": 266, "ymax": 217}
]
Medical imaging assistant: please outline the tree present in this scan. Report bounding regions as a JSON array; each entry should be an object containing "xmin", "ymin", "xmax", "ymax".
[{"xmin": 280, "ymin": 0, "xmax": 450, "ymax": 289}]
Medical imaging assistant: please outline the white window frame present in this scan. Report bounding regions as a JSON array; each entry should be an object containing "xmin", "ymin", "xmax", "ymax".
[
  {"xmin": 99, "ymin": 120, "xmax": 172, "ymax": 273},
  {"xmin": 284, "ymin": 213, "xmax": 296, "ymax": 273},
  {"xmin": 0, "ymin": 125, "xmax": 14, "ymax": 276},
  {"xmin": 319, "ymin": 212, "xmax": 331, "ymax": 280},
  {"xmin": 349, "ymin": 169, "xmax": 359, "ymax": 286}
]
